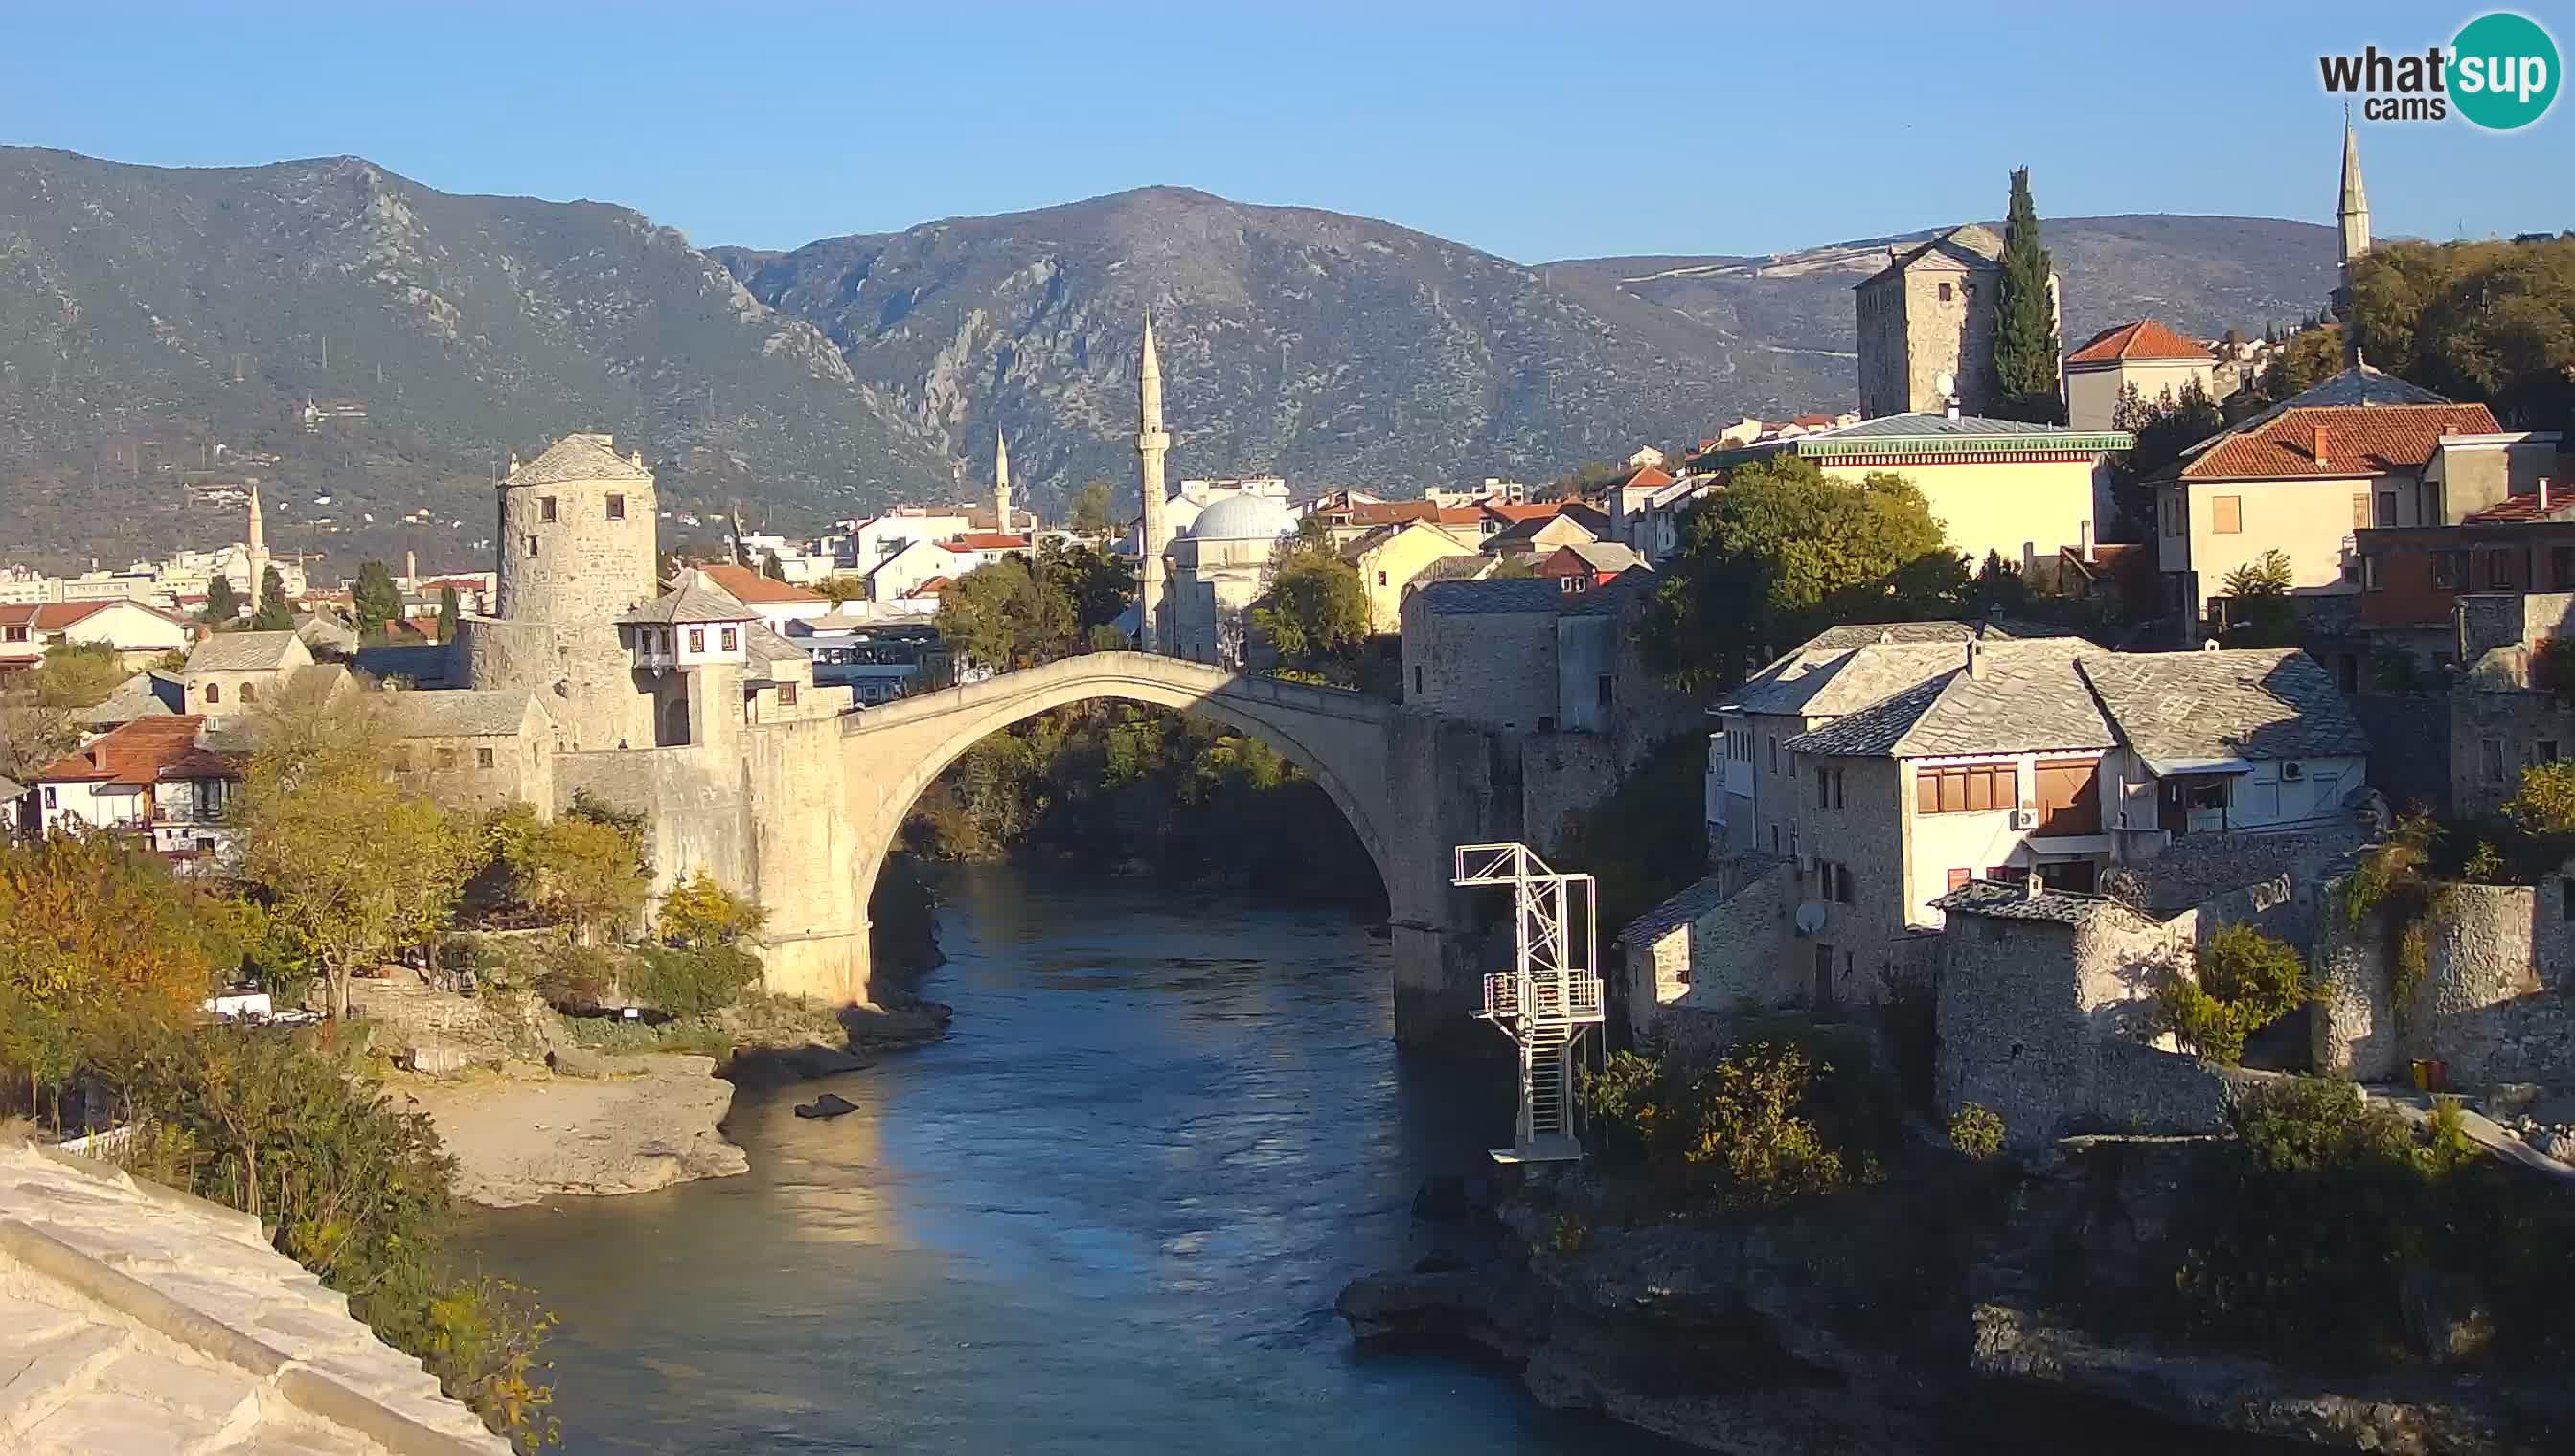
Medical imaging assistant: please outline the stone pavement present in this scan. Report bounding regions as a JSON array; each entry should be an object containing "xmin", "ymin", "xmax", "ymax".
[{"xmin": 0, "ymin": 1140, "xmax": 511, "ymax": 1455}]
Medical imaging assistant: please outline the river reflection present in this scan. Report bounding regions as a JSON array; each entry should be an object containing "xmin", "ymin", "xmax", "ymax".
[{"xmin": 462, "ymin": 865, "xmax": 1665, "ymax": 1454}]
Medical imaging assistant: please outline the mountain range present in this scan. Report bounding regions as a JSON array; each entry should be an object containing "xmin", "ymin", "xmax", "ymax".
[{"xmin": 0, "ymin": 147, "xmax": 2339, "ymax": 569}]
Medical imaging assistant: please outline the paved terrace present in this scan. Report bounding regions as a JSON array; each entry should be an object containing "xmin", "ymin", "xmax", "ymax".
[{"xmin": 0, "ymin": 1140, "xmax": 510, "ymax": 1455}]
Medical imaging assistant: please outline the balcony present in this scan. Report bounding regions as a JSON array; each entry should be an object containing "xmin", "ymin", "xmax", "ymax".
[{"xmin": 1481, "ymin": 972, "xmax": 1604, "ymax": 1022}]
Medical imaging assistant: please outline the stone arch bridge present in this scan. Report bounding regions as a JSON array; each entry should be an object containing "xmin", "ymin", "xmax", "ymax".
[{"xmin": 786, "ymin": 653, "xmax": 1501, "ymax": 1046}]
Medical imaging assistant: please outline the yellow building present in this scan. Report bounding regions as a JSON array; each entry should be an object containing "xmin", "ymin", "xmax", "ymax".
[
  {"xmin": 2063, "ymin": 319, "xmax": 2226, "ymax": 431},
  {"xmin": 1340, "ymin": 520, "xmax": 1483, "ymax": 634},
  {"xmin": 1689, "ymin": 414, "xmax": 2130, "ymax": 571}
]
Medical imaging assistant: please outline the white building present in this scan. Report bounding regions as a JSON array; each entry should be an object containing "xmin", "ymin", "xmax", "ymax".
[{"xmin": 1164, "ymin": 493, "xmax": 1297, "ymax": 666}]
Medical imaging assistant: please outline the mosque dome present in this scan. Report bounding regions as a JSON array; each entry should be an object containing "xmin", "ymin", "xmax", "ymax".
[{"xmin": 1183, "ymin": 493, "xmax": 1295, "ymax": 542}]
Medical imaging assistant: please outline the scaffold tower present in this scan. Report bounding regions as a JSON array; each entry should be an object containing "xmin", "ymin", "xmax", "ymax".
[{"xmin": 1453, "ymin": 842, "xmax": 1605, "ymax": 1164}]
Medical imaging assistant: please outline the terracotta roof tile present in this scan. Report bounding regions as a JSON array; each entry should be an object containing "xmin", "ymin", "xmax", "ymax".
[
  {"xmin": 2066, "ymin": 319, "xmax": 2213, "ymax": 366},
  {"xmin": 32, "ymin": 716, "xmax": 212, "ymax": 785},
  {"xmin": 951, "ymin": 533, "xmax": 1031, "ymax": 551},
  {"xmin": 2181, "ymin": 404, "xmax": 2500, "ymax": 481},
  {"xmin": 700, "ymin": 563, "xmax": 828, "ymax": 604}
]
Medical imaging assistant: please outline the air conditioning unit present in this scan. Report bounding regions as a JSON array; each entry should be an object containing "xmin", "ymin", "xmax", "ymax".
[
  {"xmin": 2282, "ymin": 762, "xmax": 2306, "ymax": 782},
  {"xmin": 2011, "ymin": 808, "xmax": 2038, "ymax": 830}
]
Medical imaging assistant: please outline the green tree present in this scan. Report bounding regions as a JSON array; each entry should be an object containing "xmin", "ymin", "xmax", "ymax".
[
  {"xmin": 1251, "ymin": 535, "xmax": 1368, "ymax": 675},
  {"xmin": 1645, "ymin": 456, "xmax": 1964, "ymax": 688},
  {"xmin": 238, "ymin": 692, "xmax": 469, "ymax": 1017},
  {"xmin": 1044, "ymin": 538, "xmax": 1137, "ymax": 635},
  {"xmin": 202, "ymin": 573, "xmax": 240, "ymax": 624},
  {"xmin": 2349, "ymin": 236, "xmax": 2575, "ymax": 430},
  {"xmin": 1069, "ymin": 479, "xmax": 1116, "ymax": 535},
  {"xmin": 2117, "ymin": 376, "xmax": 2226, "ymax": 480},
  {"xmin": 935, "ymin": 555, "xmax": 1078, "ymax": 672},
  {"xmin": 435, "ymin": 585, "xmax": 460, "ymax": 644},
  {"xmin": 762, "ymin": 553, "xmax": 788, "ymax": 582},
  {"xmin": 819, "ymin": 574, "xmax": 869, "ymax": 606},
  {"xmin": 2252, "ymin": 325, "xmax": 2345, "ymax": 407},
  {"xmin": 250, "ymin": 564, "xmax": 294, "ymax": 631},
  {"xmin": 1993, "ymin": 167, "xmax": 2064, "ymax": 422},
  {"xmin": 654, "ymin": 869, "xmax": 768, "ymax": 949},
  {"xmin": 353, "ymin": 560, "xmax": 400, "ymax": 642},
  {"xmin": 2218, "ymin": 549, "xmax": 2300, "ymax": 648},
  {"xmin": 1, "ymin": 643, "xmax": 134, "ymax": 781},
  {"xmin": 2156, "ymin": 923, "xmax": 2311, "ymax": 1065},
  {"xmin": 524, "ymin": 814, "xmax": 649, "ymax": 946}
]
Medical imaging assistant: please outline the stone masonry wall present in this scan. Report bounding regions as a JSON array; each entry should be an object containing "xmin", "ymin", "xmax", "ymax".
[
  {"xmin": 2350, "ymin": 692, "xmax": 2451, "ymax": 816},
  {"xmin": 2313, "ymin": 874, "xmax": 2575, "ymax": 1087}
]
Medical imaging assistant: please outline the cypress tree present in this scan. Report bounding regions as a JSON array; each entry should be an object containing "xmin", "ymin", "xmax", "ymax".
[
  {"xmin": 203, "ymin": 573, "xmax": 239, "ymax": 625},
  {"xmin": 1992, "ymin": 167, "xmax": 2063, "ymax": 423},
  {"xmin": 436, "ymin": 585, "xmax": 460, "ymax": 644},
  {"xmin": 250, "ymin": 565, "xmax": 294, "ymax": 631},
  {"xmin": 353, "ymin": 560, "xmax": 401, "ymax": 642}
]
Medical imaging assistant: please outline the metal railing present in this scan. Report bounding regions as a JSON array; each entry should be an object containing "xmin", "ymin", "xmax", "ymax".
[{"xmin": 1482, "ymin": 972, "xmax": 1604, "ymax": 1021}]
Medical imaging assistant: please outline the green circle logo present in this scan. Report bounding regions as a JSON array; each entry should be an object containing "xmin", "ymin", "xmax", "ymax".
[{"xmin": 2452, "ymin": 12, "xmax": 2560, "ymax": 129}]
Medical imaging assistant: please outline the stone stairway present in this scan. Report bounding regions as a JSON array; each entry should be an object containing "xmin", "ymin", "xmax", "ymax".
[{"xmin": 0, "ymin": 1139, "xmax": 511, "ymax": 1455}]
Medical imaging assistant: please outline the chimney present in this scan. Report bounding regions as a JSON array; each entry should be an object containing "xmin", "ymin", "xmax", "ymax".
[
  {"xmin": 2312, "ymin": 423, "xmax": 2331, "ymax": 466},
  {"xmin": 1967, "ymin": 639, "xmax": 1988, "ymax": 680},
  {"xmin": 2022, "ymin": 871, "xmax": 2045, "ymax": 901},
  {"xmin": 404, "ymin": 550, "xmax": 416, "ymax": 583},
  {"xmin": 1946, "ymin": 398, "xmax": 1962, "ymax": 421},
  {"xmin": 2541, "ymin": 478, "xmax": 2554, "ymax": 512}
]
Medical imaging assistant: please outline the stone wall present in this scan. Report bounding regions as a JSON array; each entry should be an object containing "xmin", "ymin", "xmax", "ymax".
[
  {"xmin": 2450, "ymin": 684, "xmax": 2575, "ymax": 822},
  {"xmin": 395, "ymin": 730, "xmax": 550, "ymax": 815},
  {"xmin": 1400, "ymin": 595, "xmax": 1557, "ymax": 731},
  {"xmin": 2313, "ymin": 874, "xmax": 2575, "ymax": 1087},
  {"xmin": 1518, "ymin": 728, "xmax": 1623, "ymax": 858},
  {"xmin": 2350, "ymin": 691, "xmax": 2451, "ymax": 816},
  {"xmin": 1632, "ymin": 861, "xmax": 1796, "ymax": 1047}
]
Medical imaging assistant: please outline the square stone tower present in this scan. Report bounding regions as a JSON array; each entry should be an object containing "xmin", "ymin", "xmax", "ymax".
[{"xmin": 1854, "ymin": 225, "xmax": 2056, "ymax": 418}]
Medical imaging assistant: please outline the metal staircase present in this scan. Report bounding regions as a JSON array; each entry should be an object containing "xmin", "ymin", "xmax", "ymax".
[{"xmin": 1455, "ymin": 843, "xmax": 1605, "ymax": 1164}]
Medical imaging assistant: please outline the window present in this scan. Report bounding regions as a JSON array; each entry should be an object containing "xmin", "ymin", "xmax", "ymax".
[
  {"xmin": 540, "ymin": 496, "xmax": 558, "ymax": 523},
  {"xmin": 435, "ymin": 748, "xmax": 457, "ymax": 770},
  {"xmin": 2554, "ymin": 546, "xmax": 2575, "ymax": 588},
  {"xmin": 1595, "ymin": 673, "xmax": 1612, "ymax": 709},
  {"xmin": 240, "ymin": 682, "xmax": 256, "ymax": 703},
  {"xmin": 1917, "ymin": 763, "xmax": 2017, "ymax": 814},
  {"xmin": 2484, "ymin": 550, "xmax": 2515, "ymax": 588},
  {"xmin": 2351, "ymin": 494, "xmax": 2371, "ymax": 529},
  {"xmin": 780, "ymin": 682, "xmax": 799, "ymax": 707},
  {"xmin": 1768, "ymin": 739, "xmax": 1778, "ymax": 776},
  {"xmin": 1413, "ymin": 666, "xmax": 1424, "ymax": 694},
  {"xmin": 2360, "ymin": 553, "xmax": 2381, "ymax": 590},
  {"xmin": 475, "ymin": 747, "xmax": 495, "ymax": 769},
  {"xmin": 606, "ymin": 494, "xmax": 626, "ymax": 521},
  {"xmin": 1376, "ymin": 570, "xmax": 1388, "ymax": 587},
  {"xmin": 527, "ymin": 535, "xmax": 540, "ymax": 558},
  {"xmin": 1813, "ymin": 944, "xmax": 1836, "ymax": 1006},
  {"xmin": 2211, "ymin": 496, "xmax": 2243, "ymax": 535},
  {"xmin": 2031, "ymin": 761, "xmax": 2101, "ymax": 835},
  {"xmin": 2, "ymin": 626, "xmax": 23, "ymax": 643},
  {"xmin": 1816, "ymin": 765, "xmax": 1830, "ymax": 807},
  {"xmin": 1937, "ymin": 282, "xmax": 1953, "ymax": 302},
  {"xmin": 721, "ymin": 627, "xmax": 738, "ymax": 652},
  {"xmin": 2432, "ymin": 551, "xmax": 2468, "ymax": 589},
  {"xmin": 2540, "ymin": 740, "xmax": 2561, "ymax": 763},
  {"xmin": 2376, "ymin": 491, "xmax": 2397, "ymax": 528},
  {"xmin": 1833, "ymin": 768, "xmax": 1845, "ymax": 809},
  {"xmin": 205, "ymin": 683, "xmax": 220, "ymax": 705},
  {"xmin": 689, "ymin": 628, "xmax": 705, "ymax": 652},
  {"xmin": 2484, "ymin": 738, "xmax": 2507, "ymax": 783}
]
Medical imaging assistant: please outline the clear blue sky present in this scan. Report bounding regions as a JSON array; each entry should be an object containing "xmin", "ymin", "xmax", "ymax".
[{"xmin": 3, "ymin": 2, "xmax": 2564, "ymax": 262}]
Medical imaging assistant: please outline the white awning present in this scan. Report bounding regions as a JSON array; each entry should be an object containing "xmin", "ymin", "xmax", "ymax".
[{"xmin": 2143, "ymin": 756, "xmax": 2255, "ymax": 777}]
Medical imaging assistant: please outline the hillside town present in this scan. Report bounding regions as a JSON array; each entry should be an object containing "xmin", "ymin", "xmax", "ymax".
[{"xmin": 4, "ymin": 63, "xmax": 2575, "ymax": 1456}]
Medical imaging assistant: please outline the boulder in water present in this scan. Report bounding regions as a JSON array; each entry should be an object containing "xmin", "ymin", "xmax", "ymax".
[{"xmin": 795, "ymin": 1092, "xmax": 859, "ymax": 1120}]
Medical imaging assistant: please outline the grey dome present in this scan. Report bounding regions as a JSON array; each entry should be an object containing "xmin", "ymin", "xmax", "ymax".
[{"xmin": 1184, "ymin": 493, "xmax": 1294, "ymax": 542}]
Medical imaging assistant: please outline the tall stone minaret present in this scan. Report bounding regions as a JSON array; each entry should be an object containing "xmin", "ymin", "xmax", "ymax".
[
  {"xmin": 245, "ymin": 483, "xmax": 269, "ymax": 604},
  {"xmin": 1136, "ymin": 312, "xmax": 1172, "ymax": 654},
  {"xmin": 2335, "ymin": 113, "xmax": 2371, "ymax": 365},
  {"xmin": 992, "ymin": 428, "xmax": 1013, "ymax": 535}
]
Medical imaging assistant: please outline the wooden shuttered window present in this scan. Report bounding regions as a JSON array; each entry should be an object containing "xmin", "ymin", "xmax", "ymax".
[
  {"xmin": 2211, "ymin": 496, "xmax": 2243, "ymax": 534},
  {"xmin": 1915, "ymin": 763, "xmax": 2017, "ymax": 814},
  {"xmin": 2031, "ymin": 761, "xmax": 2101, "ymax": 835}
]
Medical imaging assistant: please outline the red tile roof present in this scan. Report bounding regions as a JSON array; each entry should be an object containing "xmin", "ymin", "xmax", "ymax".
[
  {"xmin": 1788, "ymin": 414, "xmax": 1843, "ymax": 428},
  {"xmin": 32, "ymin": 716, "xmax": 212, "ymax": 785},
  {"xmin": 2181, "ymin": 404, "xmax": 2502, "ymax": 481},
  {"xmin": 2463, "ymin": 491, "xmax": 2575, "ymax": 524},
  {"xmin": 903, "ymin": 577, "xmax": 952, "ymax": 598},
  {"xmin": 2067, "ymin": 319, "xmax": 2214, "ymax": 366},
  {"xmin": 1482, "ymin": 503, "xmax": 1561, "ymax": 523},
  {"xmin": 700, "ymin": 563, "xmax": 830, "ymax": 604},
  {"xmin": 951, "ymin": 533, "xmax": 1031, "ymax": 552},
  {"xmin": 1619, "ymin": 465, "xmax": 1676, "ymax": 490}
]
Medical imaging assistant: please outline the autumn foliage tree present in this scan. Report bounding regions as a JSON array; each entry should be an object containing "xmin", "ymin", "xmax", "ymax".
[{"xmin": 1251, "ymin": 524, "xmax": 1368, "ymax": 679}]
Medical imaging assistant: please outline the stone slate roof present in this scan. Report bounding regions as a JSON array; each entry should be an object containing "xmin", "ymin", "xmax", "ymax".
[
  {"xmin": 1862, "ymin": 224, "xmax": 2003, "ymax": 285},
  {"xmin": 505, "ymin": 431, "xmax": 650, "ymax": 486},
  {"xmin": 1930, "ymin": 878, "xmax": 2125, "ymax": 925},
  {"xmin": 1785, "ymin": 642, "xmax": 2113, "ymax": 758},
  {"xmin": 618, "ymin": 574, "xmax": 756, "ymax": 626},
  {"xmin": 381, "ymin": 688, "xmax": 544, "ymax": 739},
  {"xmin": 181, "ymin": 629, "xmax": 303, "ymax": 674},
  {"xmin": 2078, "ymin": 648, "xmax": 2368, "ymax": 762},
  {"xmin": 1414, "ymin": 578, "xmax": 1565, "ymax": 615},
  {"xmin": 744, "ymin": 623, "xmax": 809, "ymax": 670},
  {"xmin": 1726, "ymin": 640, "xmax": 1984, "ymax": 717},
  {"xmin": 1555, "ymin": 540, "xmax": 1649, "ymax": 573},
  {"xmin": 80, "ymin": 670, "xmax": 184, "ymax": 728},
  {"xmin": 1617, "ymin": 855, "xmax": 1787, "ymax": 945}
]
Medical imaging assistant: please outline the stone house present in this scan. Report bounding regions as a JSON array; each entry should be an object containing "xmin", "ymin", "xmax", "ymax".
[
  {"xmin": 384, "ymin": 689, "xmax": 557, "ymax": 815},
  {"xmin": 1854, "ymin": 224, "xmax": 2056, "ymax": 420},
  {"xmin": 2447, "ymin": 589, "xmax": 2575, "ymax": 820},
  {"xmin": 2152, "ymin": 365, "xmax": 2544, "ymax": 635},
  {"xmin": 1339, "ymin": 519, "xmax": 1483, "ymax": 635},
  {"xmin": 1688, "ymin": 414, "xmax": 2128, "ymax": 575},
  {"xmin": 1636, "ymin": 631, "xmax": 2369, "ymax": 1045},
  {"xmin": 2062, "ymin": 318, "xmax": 2224, "ymax": 432},
  {"xmin": 1480, "ymin": 505, "xmax": 1607, "ymax": 561},
  {"xmin": 1400, "ymin": 575, "xmax": 1694, "ymax": 758},
  {"xmin": 175, "ymin": 630, "xmax": 320, "ymax": 717}
]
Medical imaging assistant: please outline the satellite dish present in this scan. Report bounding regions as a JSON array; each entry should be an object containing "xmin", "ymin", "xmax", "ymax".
[
  {"xmin": 1934, "ymin": 371, "xmax": 1957, "ymax": 398},
  {"xmin": 1794, "ymin": 901, "xmax": 1829, "ymax": 936}
]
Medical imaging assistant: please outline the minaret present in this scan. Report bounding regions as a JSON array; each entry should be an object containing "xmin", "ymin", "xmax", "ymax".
[
  {"xmin": 1136, "ymin": 312, "xmax": 1172, "ymax": 654},
  {"xmin": 992, "ymin": 428, "xmax": 1013, "ymax": 536},
  {"xmin": 2335, "ymin": 112, "xmax": 2371, "ymax": 365},
  {"xmin": 245, "ymin": 483, "xmax": 269, "ymax": 604}
]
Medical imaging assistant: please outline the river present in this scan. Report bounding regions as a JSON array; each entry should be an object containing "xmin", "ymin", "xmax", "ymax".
[{"xmin": 462, "ymin": 865, "xmax": 1671, "ymax": 1453}]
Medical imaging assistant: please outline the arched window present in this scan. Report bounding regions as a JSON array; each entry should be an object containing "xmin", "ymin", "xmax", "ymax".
[
  {"xmin": 241, "ymin": 682, "xmax": 258, "ymax": 703},
  {"xmin": 205, "ymin": 682, "xmax": 221, "ymax": 705}
]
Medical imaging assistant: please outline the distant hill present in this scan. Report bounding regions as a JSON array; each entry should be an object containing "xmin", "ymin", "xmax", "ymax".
[{"xmin": 0, "ymin": 148, "xmax": 2339, "ymax": 567}]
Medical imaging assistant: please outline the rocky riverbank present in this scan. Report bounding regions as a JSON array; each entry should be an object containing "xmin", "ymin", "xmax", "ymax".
[{"xmin": 1337, "ymin": 1141, "xmax": 2574, "ymax": 1455}]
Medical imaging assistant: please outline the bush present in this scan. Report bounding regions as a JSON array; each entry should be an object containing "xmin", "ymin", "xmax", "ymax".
[
  {"xmin": 2156, "ymin": 924, "xmax": 2310, "ymax": 1065},
  {"xmin": 1948, "ymin": 1103, "xmax": 2005, "ymax": 1161},
  {"xmin": 627, "ymin": 944, "xmax": 764, "ymax": 1019},
  {"xmin": 1583, "ymin": 1042, "xmax": 1866, "ymax": 1208},
  {"xmin": 534, "ymin": 943, "xmax": 618, "ymax": 1013},
  {"xmin": 653, "ymin": 871, "xmax": 767, "ymax": 950}
]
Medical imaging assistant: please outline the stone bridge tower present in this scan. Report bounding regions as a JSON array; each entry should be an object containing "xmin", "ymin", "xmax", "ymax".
[{"xmin": 455, "ymin": 432, "xmax": 660, "ymax": 750}]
